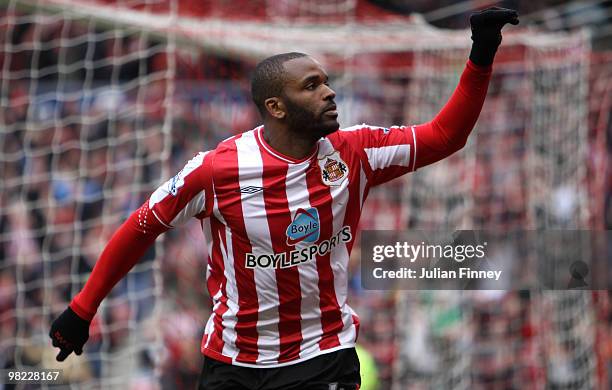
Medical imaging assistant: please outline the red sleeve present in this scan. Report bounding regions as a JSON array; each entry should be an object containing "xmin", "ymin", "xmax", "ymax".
[
  {"xmin": 331, "ymin": 124, "xmax": 417, "ymax": 187},
  {"xmin": 70, "ymin": 151, "xmax": 215, "ymax": 321},
  {"xmin": 331, "ymin": 60, "xmax": 491, "ymax": 187},
  {"xmin": 413, "ymin": 60, "xmax": 492, "ymax": 169},
  {"xmin": 70, "ymin": 202, "xmax": 167, "ymax": 321}
]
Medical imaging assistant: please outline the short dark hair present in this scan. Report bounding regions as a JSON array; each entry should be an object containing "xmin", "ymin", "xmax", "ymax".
[{"xmin": 251, "ymin": 52, "xmax": 308, "ymax": 117}]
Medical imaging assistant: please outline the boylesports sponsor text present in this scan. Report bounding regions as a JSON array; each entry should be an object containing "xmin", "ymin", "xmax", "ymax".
[{"xmin": 246, "ymin": 226, "xmax": 352, "ymax": 269}]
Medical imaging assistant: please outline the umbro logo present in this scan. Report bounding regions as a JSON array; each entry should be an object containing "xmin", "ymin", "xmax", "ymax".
[{"xmin": 235, "ymin": 186, "xmax": 265, "ymax": 194}]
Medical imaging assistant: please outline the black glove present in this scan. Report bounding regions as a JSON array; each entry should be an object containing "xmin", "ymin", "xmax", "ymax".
[
  {"xmin": 469, "ymin": 7, "xmax": 519, "ymax": 67},
  {"xmin": 49, "ymin": 306, "xmax": 90, "ymax": 361}
]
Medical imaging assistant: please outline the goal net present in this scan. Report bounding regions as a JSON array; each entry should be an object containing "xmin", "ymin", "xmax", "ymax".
[
  {"xmin": 0, "ymin": 0, "xmax": 174, "ymax": 387},
  {"xmin": 0, "ymin": 1, "xmax": 609, "ymax": 389}
]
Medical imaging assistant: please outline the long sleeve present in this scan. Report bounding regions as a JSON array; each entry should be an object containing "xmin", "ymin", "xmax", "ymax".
[
  {"xmin": 330, "ymin": 60, "xmax": 492, "ymax": 187},
  {"xmin": 69, "ymin": 203, "xmax": 168, "ymax": 321},
  {"xmin": 69, "ymin": 151, "xmax": 215, "ymax": 321},
  {"xmin": 414, "ymin": 59, "xmax": 492, "ymax": 169}
]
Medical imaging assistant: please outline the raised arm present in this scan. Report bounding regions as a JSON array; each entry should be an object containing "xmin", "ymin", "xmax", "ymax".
[
  {"xmin": 330, "ymin": 8, "xmax": 519, "ymax": 188},
  {"xmin": 414, "ymin": 7, "xmax": 519, "ymax": 169}
]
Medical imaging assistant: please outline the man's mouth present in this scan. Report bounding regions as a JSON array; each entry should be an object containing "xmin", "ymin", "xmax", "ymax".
[{"xmin": 323, "ymin": 104, "xmax": 338, "ymax": 117}]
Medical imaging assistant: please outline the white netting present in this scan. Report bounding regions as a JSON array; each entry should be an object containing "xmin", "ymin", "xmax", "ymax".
[
  {"xmin": 390, "ymin": 32, "xmax": 608, "ymax": 389},
  {"xmin": 0, "ymin": 0, "xmax": 175, "ymax": 387}
]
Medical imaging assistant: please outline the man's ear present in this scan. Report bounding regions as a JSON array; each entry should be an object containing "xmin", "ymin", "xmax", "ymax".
[{"xmin": 264, "ymin": 97, "xmax": 286, "ymax": 119}]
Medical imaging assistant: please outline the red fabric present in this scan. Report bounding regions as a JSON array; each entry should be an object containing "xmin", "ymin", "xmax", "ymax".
[
  {"xmin": 259, "ymin": 147, "xmax": 304, "ymax": 362},
  {"xmin": 330, "ymin": 123, "xmax": 418, "ymax": 187},
  {"xmin": 212, "ymin": 133, "xmax": 260, "ymax": 365},
  {"xmin": 201, "ymin": 216, "xmax": 230, "ymax": 358},
  {"xmin": 70, "ymin": 203, "xmax": 168, "ymax": 321},
  {"xmin": 304, "ymin": 154, "xmax": 343, "ymax": 352},
  {"xmin": 413, "ymin": 60, "xmax": 492, "ymax": 169}
]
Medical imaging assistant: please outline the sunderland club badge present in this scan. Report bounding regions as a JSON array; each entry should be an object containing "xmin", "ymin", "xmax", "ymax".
[{"xmin": 318, "ymin": 151, "xmax": 348, "ymax": 186}]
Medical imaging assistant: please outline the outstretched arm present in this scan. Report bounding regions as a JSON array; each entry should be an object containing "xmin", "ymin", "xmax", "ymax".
[
  {"xmin": 50, "ymin": 151, "xmax": 214, "ymax": 361},
  {"xmin": 414, "ymin": 7, "xmax": 519, "ymax": 169},
  {"xmin": 70, "ymin": 204, "xmax": 167, "ymax": 321},
  {"xmin": 49, "ymin": 204, "xmax": 167, "ymax": 361}
]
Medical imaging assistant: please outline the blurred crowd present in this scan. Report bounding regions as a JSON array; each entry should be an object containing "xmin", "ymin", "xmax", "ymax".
[{"xmin": 1, "ymin": 1, "xmax": 612, "ymax": 389}]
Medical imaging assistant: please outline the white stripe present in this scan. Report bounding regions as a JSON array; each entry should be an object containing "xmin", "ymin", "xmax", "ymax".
[
  {"xmin": 202, "ymin": 218, "xmax": 215, "ymax": 350},
  {"xmin": 411, "ymin": 125, "xmax": 417, "ymax": 170},
  {"xmin": 364, "ymin": 144, "xmax": 411, "ymax": 171},
  {"xmin": 318, "ymin": 139, "xmax": 357, "ymax": 347},
  {"xmin": 148, "ymin": 152, "xmax": 208, "ymax": 224},
  {"xmin": 202, "ymin": 218, "xmax": 214, "ymax": 279},
  {"xmin": 220, "ymin": 224, "xmax": 240, "ymax": 361},
  {"xmin": 359, "ymin": 166, "xmax": 368, "ymax": 209},
  {"xmin": 169, "ymin": 190, "xmax": 206, "ymax": 226},
  {"xmin": 284, "ymin": 162, "xmax": 323, "ymax": 359},
  {"xmin": 204, "ymin": 289, "xmax": 223, "ymax": 349},
  {"xmin": 235, "ymin": 131, "xmax": 281, "ymax": 364},
  {"xmin": 203, "ymin": 188, "xmax": 240, "ymax": 360}
]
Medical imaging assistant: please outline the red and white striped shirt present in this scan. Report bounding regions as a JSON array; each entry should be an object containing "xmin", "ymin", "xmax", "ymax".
[
  {"xmin": 70, "ymin": 60, "xmax": 491, "ymax": 368},
  {"xmin": 149, "ymin": 124, "xmax": 417, "ymax": 367}
]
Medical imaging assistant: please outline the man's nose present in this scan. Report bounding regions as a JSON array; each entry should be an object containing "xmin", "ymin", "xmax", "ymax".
[{"xmin": 323, "ymin": 84, "xmax": 336, "ymax": 100}]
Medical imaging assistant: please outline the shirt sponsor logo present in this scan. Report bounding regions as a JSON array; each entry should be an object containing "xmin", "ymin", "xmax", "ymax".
[
  {"xmin": 318, "ymin": 151, "xmax": 349, "ymax": 186},
  {"xmin": 245, "ymin": 226, "xmax": 352, "ymax": 269},
  {"xmin": 286, "ymin": 207, "xmax": 320, "ymax": 245}
]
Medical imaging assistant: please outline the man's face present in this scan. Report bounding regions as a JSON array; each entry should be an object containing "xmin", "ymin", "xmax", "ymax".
[{"xmin": 279, "ymin": 56, "xmax": 339, "ymax": 138}]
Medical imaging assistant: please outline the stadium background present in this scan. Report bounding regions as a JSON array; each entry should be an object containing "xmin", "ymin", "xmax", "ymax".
[{"xmin": 0, "ymin": 0, "xmax": 611, "ymax": 388}]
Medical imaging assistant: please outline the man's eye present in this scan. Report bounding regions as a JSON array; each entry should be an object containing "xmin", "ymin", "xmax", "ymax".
[{"xmin": 305, "ymin": 84, "xmax": 315, "ymax": 90}]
